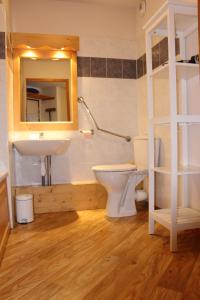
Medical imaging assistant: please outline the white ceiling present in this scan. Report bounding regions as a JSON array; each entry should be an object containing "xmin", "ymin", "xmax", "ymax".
[{"xmin": 57, "ymin": 0, "xmax": 139, "ymax": 8}]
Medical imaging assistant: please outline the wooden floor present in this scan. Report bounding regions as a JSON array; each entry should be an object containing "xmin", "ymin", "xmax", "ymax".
[{"xmin": 0, "ymin": 207, "xmax": 200, "ymax": 300}]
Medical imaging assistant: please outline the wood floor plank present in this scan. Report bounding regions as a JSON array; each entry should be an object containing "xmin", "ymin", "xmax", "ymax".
[
  {"xmin": 20, "ymin": 282, "xmax": 64, "ymax": 300},
  {"xmin": 148, "ymin": 287, "xmax": 183, "ymax": 300},
  {"xmin": 0, "ymin": 212, "xmax": 144, "ymax": 299},
  {"xmin": 158, "ymin": 251, "xmax": 198, "ymax": 292},
  {"xmin": 56, "ymin": 224, "xmax": 165, "ymax": 299},
  {"xmin": 158, "ymin": 230, "xmax": 200, "ymax": 293},
  {"xmin": 0, "ymin": 209, "xmax": 199, "ymax": 300},
  {"xmin": 183, "ymin": 254, "xmax": 200, "ymax": 300},
  {"xmin": 83, "ymin": 226, "xmax": 172, "ymax": 300},
  {"xmin": 1, "ymin": 211, "xmax": 104, "ymax": 269},
  {"xmin": 0, "ymin": 212, "xmax": 111, "ymax": 295},
  {"xmin": 45, "ymin": 220, "xmax": 147, "ymax": 299}
]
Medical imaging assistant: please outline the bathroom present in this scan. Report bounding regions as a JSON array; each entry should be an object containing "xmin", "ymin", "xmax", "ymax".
[{"xmin": 0, "ymin": 0, "xmax": 200, "ymax": 299}]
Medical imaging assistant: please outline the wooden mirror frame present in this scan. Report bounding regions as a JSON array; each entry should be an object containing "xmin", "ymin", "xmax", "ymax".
[{"xmin": 12, "ymin": 33, "xmax": 79, "ymax": 131}]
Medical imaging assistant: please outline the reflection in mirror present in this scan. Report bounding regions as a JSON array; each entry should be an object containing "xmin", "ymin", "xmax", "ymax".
[
  {"xmin": 20, "ymin": 58, "xmax": 71, "ymax": 122},
  {"xmin": 26, "ymin": 79, "xmax": 70, "ymax": 122}
]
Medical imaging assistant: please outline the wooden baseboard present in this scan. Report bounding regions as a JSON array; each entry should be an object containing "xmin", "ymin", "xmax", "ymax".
[
  {"xmin": 15, "ymin": 183, "xmax": 107, "ymax": 214},
  {"xmin": 0, "ymin": 223, "xmax": 10, "ymax": 264}
]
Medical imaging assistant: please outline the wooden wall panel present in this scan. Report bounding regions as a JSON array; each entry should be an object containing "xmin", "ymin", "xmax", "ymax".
[
  {"xmin": 11, "ymin": 32, "xmax": 79, "ymax": 51},
  {"xmin": 15, "ymin": 183, "xmax": 107, "ymax": 214},
  {"xmin": 0, "ymin": 179, "xmax": 10, "ymax": 263}
]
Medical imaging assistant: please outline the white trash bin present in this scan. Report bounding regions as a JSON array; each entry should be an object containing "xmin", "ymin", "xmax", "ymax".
[{"xmin": 16, "ymin": 194, "xmax": 34, "ymax": 224}]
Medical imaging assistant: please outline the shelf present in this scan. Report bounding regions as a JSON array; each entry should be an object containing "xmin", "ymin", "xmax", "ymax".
[
  {"xmin": 153, "ymin": 166, "xmax": 200, "ymax": 175},
  {"xmin": 151, "ymin": 208, "xmax": 200, "ymax": 231},
  {"xmin": 152, "ymin": 115, "xmax": 200, "ymax": 126},
  {"xmin": 27, "ymin": 92, "xmax": 55, "ymax": 101},
  {"xmin": 177, "ymin": 115, "xmax": 200, "ymax": 124},
  {"xmin": 154, "ymin": 14, "xmax": 197, "ymax": 35},
  {"xmin": 145, "ymin": 0, "xmax": 199, "ymax": 251},
  {"xmin": 151, "ymin": 63, "xmax": 199, "ymax": 80},
  {"xmin": 144, "ymin": 2, "xmax": 197, "ymax": 36}
]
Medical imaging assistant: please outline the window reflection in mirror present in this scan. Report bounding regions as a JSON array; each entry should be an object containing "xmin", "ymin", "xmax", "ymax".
[{"xmin": 20, "ymin": 58, "xmax": 71, "ymax": 122}]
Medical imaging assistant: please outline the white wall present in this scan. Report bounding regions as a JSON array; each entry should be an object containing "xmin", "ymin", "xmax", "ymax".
[
  {"xmin": 11, "ymin": 0, "xmax": 137, "ymax": 59},
  {"xmin": 11, "ymin": 0, "xmax": 138, "ymax": 186}
]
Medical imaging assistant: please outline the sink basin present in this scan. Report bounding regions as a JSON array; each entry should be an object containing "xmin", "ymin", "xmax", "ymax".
[{"xmin": 13, "ymin": 138, "xmax": 71, "ymax": 156}]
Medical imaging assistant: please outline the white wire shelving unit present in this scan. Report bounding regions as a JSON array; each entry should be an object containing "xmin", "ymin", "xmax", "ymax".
[{"xmin": 144, "ymin": 0, "xmax": 200, "ymax": 252}]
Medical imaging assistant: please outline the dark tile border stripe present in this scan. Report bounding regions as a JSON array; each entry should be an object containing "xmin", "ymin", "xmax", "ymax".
[
  {"xmin": 91, "ymin": 57, "xmax": 107, "ymax": 78},
  {"xmin": 123, "ymin": 59, "xmax": 136, "ymax": 79},
  {"xmin": 78, "ymin": 57, "xmax": 137, "ymax": 79},
  {"xmin": 107, "ymin": 58, "xmax": 123, "ymax": 79},
  {"xmin": 77, "ymin": 57, "xmax": 91, "ymax": 77},
  {"xmin": 0, "ymin": 32, "xmax": 5, "ymax": 59},
  {"xmin": 136, "ymin": 37, "xmax": 180, "ymax": 78},
  {"xmin": 77, "ymin": 38, "xmax": 180, "ymax": 79}
]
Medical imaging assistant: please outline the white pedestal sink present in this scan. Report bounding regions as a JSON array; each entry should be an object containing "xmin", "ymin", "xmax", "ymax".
[{"xmin": 13, "ymin": 138, "xmax": 71, "ymax": 186}]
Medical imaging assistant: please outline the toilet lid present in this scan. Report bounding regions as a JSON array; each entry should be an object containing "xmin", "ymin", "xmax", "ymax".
[{"xmin": 92, "ymin": 164, "xmax": 137, "ymax": 172}]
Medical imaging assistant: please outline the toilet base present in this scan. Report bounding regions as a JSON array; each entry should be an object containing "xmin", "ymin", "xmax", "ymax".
[
  {"xmin": 106, "ymin": 209, "xmax": 137, "ymax": 218},
  {"xmin": 106, "ymin": 191, "xmax": 137, "ymax": 218},
  {"xmin": 93, "ymin": 168, "xmax": 147, "ymax": 219}
]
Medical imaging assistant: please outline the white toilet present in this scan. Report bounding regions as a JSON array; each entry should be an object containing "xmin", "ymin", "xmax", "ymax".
[{"xmin": 92, "ymin": 136, "xmax": 160, "ymax": 218}]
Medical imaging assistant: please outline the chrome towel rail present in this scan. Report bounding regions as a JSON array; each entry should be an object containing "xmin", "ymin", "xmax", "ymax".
[{"xmin": 78, "ymin": 97, "xmax": 131, "ymax": 142}]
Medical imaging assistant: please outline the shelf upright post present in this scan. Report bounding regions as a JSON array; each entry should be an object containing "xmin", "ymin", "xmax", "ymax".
[
  {"xmin": 168, "ymin": 5, "xmax": 178, "ymax": 252},
  {"xmin": 179, "ymin": 35, "xmax": 189, "ymax": 208},
  {"xmin": 146, "ymin": 30, "xmax": 155, "ymax": 234}
]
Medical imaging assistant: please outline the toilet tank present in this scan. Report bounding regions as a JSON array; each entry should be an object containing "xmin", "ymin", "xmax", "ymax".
[{"xmin": 133, "ymin": 136, "xmax": 160, "ymax": 169}]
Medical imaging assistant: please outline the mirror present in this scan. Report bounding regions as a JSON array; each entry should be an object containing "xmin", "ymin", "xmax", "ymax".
[
  {"xmin": 25, "ymin": 79, "xmax": 70, "ymax": 122},
  {"xmin": 13, "ymin": 38, "xmax": 78, "ymax": 131},
  {"xmin": 20, "ymin": 58, "xmax": 71, "ymax": 122}
]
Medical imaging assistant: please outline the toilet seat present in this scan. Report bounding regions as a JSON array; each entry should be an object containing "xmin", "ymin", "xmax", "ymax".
[{"xmin": 92, "ymin": 164, "xmax": 137, "ymax": 172}]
